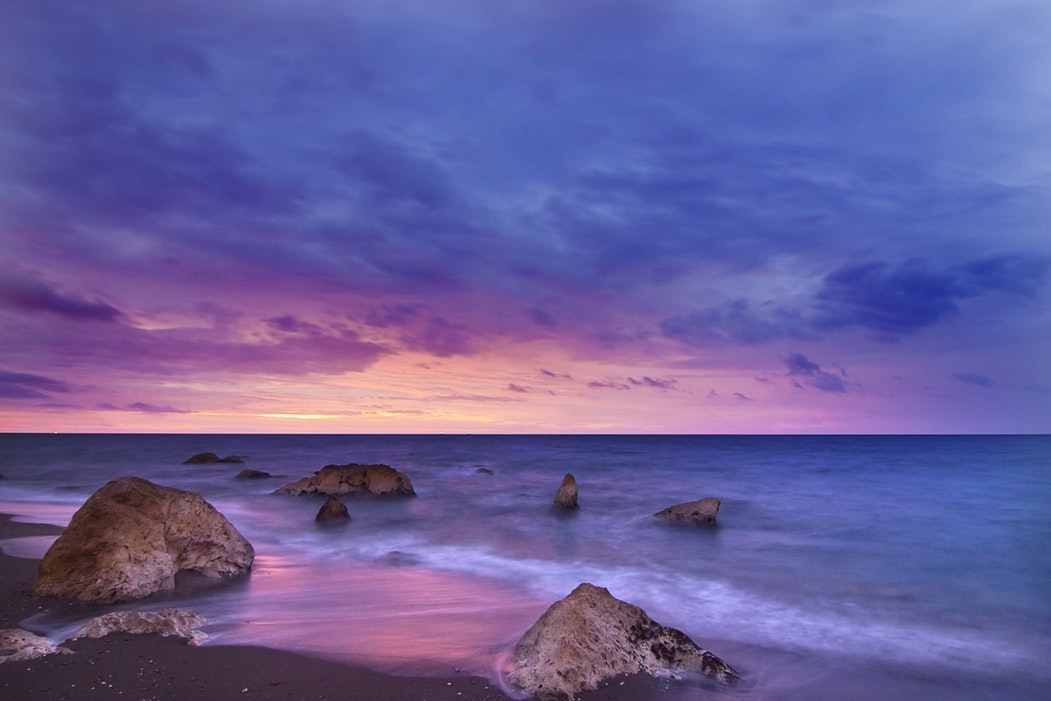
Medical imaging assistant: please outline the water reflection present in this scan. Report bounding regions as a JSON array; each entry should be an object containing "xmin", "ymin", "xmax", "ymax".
[{"xmin": 193, "ymin": 555, "xmax": 549, "ymax": 677}]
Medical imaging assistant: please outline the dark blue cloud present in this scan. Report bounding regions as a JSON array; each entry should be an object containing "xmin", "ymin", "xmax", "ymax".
[
  {"xmin": 0, "ymin": 370, "xmax": 72, "ymax": 399},
  {"xmin": 0, "ymin": 272, "xmax": 122, "ymax": 322},
  {"xmin": 663, "ymin": 254, "xmax": 1050, "ymax": 348},
  {"xmin": 783, "ymin": 353, "xmax": 847, "ymax": 394},
  {"xmin": 951, "ymin": 373, "xmax": 996, "ymax": 388}
]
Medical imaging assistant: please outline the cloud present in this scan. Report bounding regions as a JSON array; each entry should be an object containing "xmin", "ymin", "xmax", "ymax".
[
  {"xmin": 951, "ymin": 373, "xmax": 996, "ymax": 387},
  {"xmin": 628, "ymin": 376, "xmax": 677, "ymax": 390},
  {"xmin": 506, "ymin": 383, "xmax": 529, "ymax": 393},
  {"xmin": 0, "ymin": 370, "xmax": 72, "ymax": 399},
  {"xmin": 97, "ymin": 402, "xmax": 193, "ymax": 414},
  {"xmin": 588, "ymin": 380, "xmax": 631, "ymax": 391},
  {"xmin": 364, "ymin": 304, "xmax": 474, "ymax": 357},
  {"xmin": 815, "ymin": 255, "xmax": 1050, "ymax": 338},
  {"xmin": 783, "ymin": 352, "xmax": 847, "ymax": 394},
  {"xmin": 664, "ymin": 254, "xmax": 1050, "ymax": 349},
  {"xmin": 0, "ymin": 272, "xmax": 123, "ymax": 322},
  {"xmin": 661, "ymin": 299, "xmax": 809, "ymax": 347}
]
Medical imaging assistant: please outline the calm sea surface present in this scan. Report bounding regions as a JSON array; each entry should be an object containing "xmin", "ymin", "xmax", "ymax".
[{"xmin": 1, "ymin": 434, "xmax": 1049, "ymax": 699}]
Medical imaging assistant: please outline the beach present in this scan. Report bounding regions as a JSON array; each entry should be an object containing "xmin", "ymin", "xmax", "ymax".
[
  {"xmin": 0, "ymin": 514, "xmax": 695, "ymax": 701},
  {"xmin": 2, "ymin": 433, "xmax": 1049, "ymax": 700}
]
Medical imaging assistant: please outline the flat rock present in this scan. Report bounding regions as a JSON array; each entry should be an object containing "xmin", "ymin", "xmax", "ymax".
[
  {"xmin": 33, "ymin": 476, "xmax": 254, "ymax": 603},
  {"xmin": 552, "ymin": 473, "xmax": 579, "ymax": 510},
  {"xmin": 273, "ymin": 463, "xmax": 416, "ymax": 497},
  {"xmin": 0, "ymin": 629, "xmax": 72, "ymax": 663},
  {"xmin": 510, "ymin": 583, "xmax": 740, "ymax": 701},
  {"xmin": 654, "ymin": 498, "xmax": 722, "ymax": 525},
  {"xmin": 72, "ymin": 609, "xmax": 208, "ymax": 646},
  {"xmin": 236, "ymin": 469, "xmax": 272, "ymax": 479},
  {"xmin": 184, "ymin": 452, "xmax": 242, "ymax": 464}
]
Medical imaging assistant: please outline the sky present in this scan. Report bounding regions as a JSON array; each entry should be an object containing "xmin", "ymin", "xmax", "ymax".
[{"xmin": 1, "ymin": 0, "xmax": 1049, "ymax": 434}]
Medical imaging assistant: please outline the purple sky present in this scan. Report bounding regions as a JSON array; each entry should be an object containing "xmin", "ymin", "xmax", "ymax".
[{"xmin": 1, "ymin": 0, "xmax": 1049, "ymax": 433}]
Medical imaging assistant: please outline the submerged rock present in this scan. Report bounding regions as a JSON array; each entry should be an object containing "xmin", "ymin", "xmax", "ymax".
[
  {"xmin": 510, "ymin": 583, "xmax": 740, "ymax": 701},
  {"xmin": 552, "ymin": 473, "xmax": 579, "ymax": 510},
  {"xmin": 72, "ymin": 609, "xmax": 209, "ymax": 646},
  {"xmin": 34, "ymin": 477, "xmax": 254, "ymax": 603},
  {"xmin": 654, "ymin": 498, "xmax": 722, "ymax": 525},
  {"xmin": 315, "ymin": 496, "xmax": 351, "ymax": 524},
  {"xmin": 273, "ymin": 463, "xmax": 416, "ymax": 497},
  {"xmin": 183, "ymin": 452, "xmax": 221, "ymax": 464},
  {"xmin": 183, "ymin": 452, "xmax": 242, "ymax": 464},
  {"xmin": 236, "ymin": 469, "xmax": 272, "ymax": 479},
  {"xmin": 0, "ymin": 629, "xmax": 72, "ymax": 663}
]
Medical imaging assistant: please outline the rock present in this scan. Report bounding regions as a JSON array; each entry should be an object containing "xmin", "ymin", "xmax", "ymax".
[
  {"xmin": 273, "ymin": 463, "xmax": 416, "ymax": 497},
  {"xmin": 654, "ymin": 498, "xmax": 722, "ymax": 525},
  {"xmin": 510, "ymin": 583, "xmax": 740, "ymax": 701},
  {"xmin": 474, "ymin": 467, "xmax": 494, "ymax": 475},
  {"xmin": 33, "ymin": 476, "xmax": 254, "ymax": 603},
  {"xmin": 0, "ymin": 629, "xmax": 72, "ymax": 663},
  {"xmin": 72, "ymin": 609, "xmax": 208, "ymax": 646},
  {"xmin": 552, "ymin": 473, "xmax": 579, "ymax": 510},
  {"xmin": 184, "ymin": 452, "xmax": 242, "ymax": 464},
  {"xmin": 236, "ymin": 469, "xmax": 272, "ymax": 479},
  {"xmin": 315, "ymin": 496, "xmax": 351, "ymax": 524},
  {"xmin": 183, "ymin": 452, "xmax": 221, "ymax": 464}
]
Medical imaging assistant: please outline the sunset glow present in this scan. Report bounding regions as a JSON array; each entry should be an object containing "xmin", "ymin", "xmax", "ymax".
[{"xmin": 1, "ymin": 1, "xmax": 1049, "ymax": 434}]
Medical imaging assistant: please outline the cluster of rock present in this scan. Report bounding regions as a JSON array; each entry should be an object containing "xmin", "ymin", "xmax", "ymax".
[
  {"xmin": 33, "ymin": 476, "xmax": 254, "ymax": 603},
  {"xmin": 273, "ymin": 463, "xmax": 416, "ymax": 497},
  {"xmin": 510, "ymin": 583, "xmax": 740, "ymax": 700},
  {"xmin": 14, "ymin": 453, "xmax": 739, "ymax": 697}
]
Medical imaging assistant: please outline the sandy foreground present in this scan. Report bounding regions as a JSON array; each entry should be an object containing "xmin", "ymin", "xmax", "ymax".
[{"xmin": 0, "ymin": 514, "xmax": 692, "ymax": 700}]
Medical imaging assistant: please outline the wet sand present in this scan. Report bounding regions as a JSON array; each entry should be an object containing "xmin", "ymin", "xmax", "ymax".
[{"xmin": 0, "ymin": 514, "xmax": 690, "ymax": 700}]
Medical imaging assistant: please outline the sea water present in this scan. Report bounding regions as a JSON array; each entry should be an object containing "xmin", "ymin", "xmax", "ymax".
[{"xmin": 0, "ymin": 434, "xmax": 1048, "ymax": 699}]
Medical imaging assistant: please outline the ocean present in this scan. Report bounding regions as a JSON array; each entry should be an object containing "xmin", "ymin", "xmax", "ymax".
[{"xmin": 0, "ymin": 433, "xmax": 1048, "ymax": 700}]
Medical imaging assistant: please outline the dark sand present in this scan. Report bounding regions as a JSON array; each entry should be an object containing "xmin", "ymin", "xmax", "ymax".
[{"xmin": 0, "ymin": 515, "xmax": 693, "ymax": 700}]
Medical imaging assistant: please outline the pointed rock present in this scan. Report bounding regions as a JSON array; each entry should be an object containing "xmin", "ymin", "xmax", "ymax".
[
  {"xmin": 510, "ymin": 583, "xmax": 740, "ymax": 701},
  {"xmin": 552, "ymin": 473, "xmax": 579, "ymax": 510},
  {"xmin": 315, "ymin": 496, "xmax": 351, "ymax": 524}
]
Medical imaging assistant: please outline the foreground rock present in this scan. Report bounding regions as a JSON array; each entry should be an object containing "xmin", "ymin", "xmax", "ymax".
[
  {"xmin": 72, "ymin": 609, "xmax": 208, "ymax": 646},
  {"xmin": 184, "ymin": 452, "xmax": 243, "ymax": 464},
  {"xmin": 654, "ymin": 498, "xmax": 722, "ymax": 525},
  {"xmin": 0, "ymin": 629, "xmax": 71, "ymax": 663},
  {"xmin": 552, "ymin": 473, "xmax": 579, "ymax": 510},
  {"xmin": 34, "ymin": 477, "xmax": 254, "ymax": 603},
  {"xmin": 315, "ymin": 496, "xmax": 351, "ymax": 524},
  {"xmin": 510, "ymin": 583, "xmax": 740, "ymax": 700},
  {"xmin": 273, "ymin": 463, "xmax": 416, "ymax": 497}
]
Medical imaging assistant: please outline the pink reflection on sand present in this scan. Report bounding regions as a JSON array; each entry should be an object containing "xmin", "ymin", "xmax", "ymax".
[{"xmin": 204, "ymin": 554, "xmax": 549, "ymax": 678}]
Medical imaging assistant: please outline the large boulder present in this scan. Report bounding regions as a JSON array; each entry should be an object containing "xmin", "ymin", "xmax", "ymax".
[
  {"xmin": 552, "ymin": 473, "xmax": 579, "ymax": 511},
  {"xmin": 72, "ymin": 609, "xmax": 208, "ymax": 646},
  {"xmin": 33, "ymin": 477, "xmax": 254, "ymax": 603},
  {"xmin": 654, "ymin": 498, "xmax": 722, "ymax": 525},
  {"xmin": 510, "ymin": 583, "xmax": 740, "ymax": 701},
  {"xmin": 273, "ymin": 463, "xmax": 415, "ymax": 497}
]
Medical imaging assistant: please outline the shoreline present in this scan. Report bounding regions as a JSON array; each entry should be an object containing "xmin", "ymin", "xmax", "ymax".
[{"xmin": 0, "ymin": 514, "xmax": 686, "ymax": 701}]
